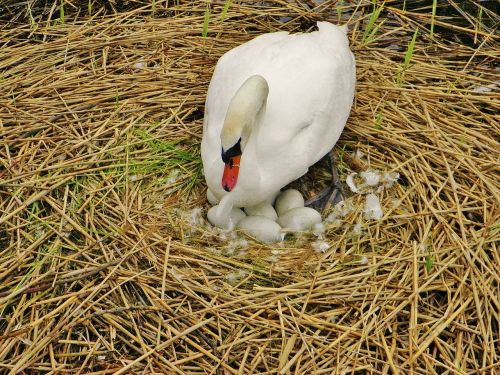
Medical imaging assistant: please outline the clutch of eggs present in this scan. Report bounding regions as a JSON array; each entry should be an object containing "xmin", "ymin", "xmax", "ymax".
[{"xmin": 208, "ymin": 189, "xmax": 322, "ymax": 243}]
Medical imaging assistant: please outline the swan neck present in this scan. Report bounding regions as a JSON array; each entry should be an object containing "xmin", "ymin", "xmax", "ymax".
[{"xmin": 221, "ymin": 75, "xmax": 269, "ymax": 150}]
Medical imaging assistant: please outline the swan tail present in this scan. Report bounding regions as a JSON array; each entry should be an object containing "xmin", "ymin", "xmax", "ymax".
[
  {"xmin": 317, "ymin": 21, "xmax": 350, "ymax": 47},
  {"xmin": 317, "ymin": 21, "xmax": 349, "ymax": 35}
]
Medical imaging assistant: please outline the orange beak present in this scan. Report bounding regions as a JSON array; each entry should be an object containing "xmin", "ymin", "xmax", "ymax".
[{"xmin": 222, "ymin": 155, "xmax": 241, "ymax": 192}]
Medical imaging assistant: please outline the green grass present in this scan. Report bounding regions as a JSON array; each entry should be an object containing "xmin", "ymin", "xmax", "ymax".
[
  {"xmin": 52, "ymin": 0, "xmax": 65, "ymax": 25},
  {"xmin": 151, "ymin": 0, "xmax": 156, "ymax": 17},
  {"xmin": 220, "ymin": 0, "xmax": 232, "ymax": 22},
  {"xmin": 27, "ymin": 0, "xmax": 36, "ymax": 28},
  {"xmin": 375, "ymin": 112, "xmax": 383, "ymax": 129},
  {"xmin": 1, "ymin": 202, "xmax": 63, "ymax": 311},
  {"xmin": 336, "ymin": 144, "xmax": 351, "ymax": 177},
  {"xmin": 362, "ymin": 2, "xmax": 384, "ymax": 45},
  {"xmin": 336, "ymin": 0, "xmax": 344, "ymax": 20},
  {"xmin": 134, "ymin": 129, "xmax": 197, "ymax": 162},
  {"xmin": 60, "ymin": 0, "xmax": 65, "ymax": 23},
  {"xmin": 396, "ymin": 28, "xmax": 418, "ymax": 86},
  {"xmin": 125, "ymin": 129, "xmax": 201, "ymax": 192},
  {"xmin": 402, "ymin": 28, "xmax": 418, "ymax": 69},
  {"xmin": 425, "ymin": 254, "xmax": 434, "ymax": 273},
  {"xmin": 202, "ymin": 4, "xmax": 210, "ymax": 37},
  {"xmin": 203, "ymin": 0, "xmax": 232, "ymax": 37},
  {"xmin": 430, "ymin": 0, "xmax": 437, "ymax": 39},
  {"xmin": 115, "ymin": 90, "xmax": 120, "ymax": 106}
]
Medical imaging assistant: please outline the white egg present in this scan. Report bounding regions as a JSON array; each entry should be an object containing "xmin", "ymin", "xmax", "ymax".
[
  {"xmin": 265, "ymin": 190, "xmax": 280, "ymax": 205},
  {"xmin": 277, "ymin": 207, "xmax": 322, "ymax": 231},
  {"xmin": 207, "ymin": 189, "xmax": 219, "ymax": 205},
  {"xmin": 207, "ymin": 205, "xmax": 246, "ymax": 229},
  {"xmin": 237, "ymin": 216, "xmax": 284, "ymax": 243},
  {"xmin": 244, "ymin": 202, "xmax": 278, "ymax": 220},
  {"xmin": 275, "ymin": 189, "xmax": 304, "ymax": 216}
]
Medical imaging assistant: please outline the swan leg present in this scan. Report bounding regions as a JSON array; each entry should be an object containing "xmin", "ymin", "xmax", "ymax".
[
  {"xmin": 328, "ymin": 151, "xmax": 345, "ymax": 205},
  {"xmin": 305, "ymin": 151, "xmax": 344, "ymax": 211}
]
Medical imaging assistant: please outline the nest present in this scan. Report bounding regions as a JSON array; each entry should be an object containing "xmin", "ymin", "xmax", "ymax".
[{"xmin": 0, "ymin": 1, "xmax": 498, "ymax": 373}]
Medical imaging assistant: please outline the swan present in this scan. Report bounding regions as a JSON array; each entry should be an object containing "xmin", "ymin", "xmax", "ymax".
[{"xmin": 201, "ymin": 21, "xmax": 356, "ymax": 223}]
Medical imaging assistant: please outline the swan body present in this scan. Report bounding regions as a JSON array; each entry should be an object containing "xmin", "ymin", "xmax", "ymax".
[{"xmin": 201, "ymin": 22, "xmax": 356, "ymax": 221}]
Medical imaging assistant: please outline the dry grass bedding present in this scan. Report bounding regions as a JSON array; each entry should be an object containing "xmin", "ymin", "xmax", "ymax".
[{"xmin": 0, "ymin": 0, "xmax": 499, "ymax": 373}]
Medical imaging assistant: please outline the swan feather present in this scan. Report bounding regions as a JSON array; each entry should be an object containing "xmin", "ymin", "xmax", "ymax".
[{"xmin": 202, "ymin": 22, "xmax": 356, "ymax": 217}]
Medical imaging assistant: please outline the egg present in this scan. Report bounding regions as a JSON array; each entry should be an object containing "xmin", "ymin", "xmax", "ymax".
[
  {"xmin": 237, "ymin": 216, "xmax": 284, "ymax": 243},
  {"xmin": 265, "ymin": 190, "xmax": 280, "ymax": 205},
  {"xmin": 277, "ymin": 207, "xmax": 322, "ymax": 231},
  {"xmin": 207, "ymin": 205, "xmax": 246, "ymax": 229},
  {"xmin": 207, "ymin": 189, "xmax": 219, "ymax": 205},
  {"xmin": 244, "ymin": 202, "xmax": 278, "ymax": 220},
  {"xmin": 274, "ymin": 189, "xmax": 304, "ymax": 216}
]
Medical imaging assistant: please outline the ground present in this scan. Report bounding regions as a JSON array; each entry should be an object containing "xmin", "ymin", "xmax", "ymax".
[{"xmin": 0, "ymin": 1, "xmax": 498, "ymax": 374}]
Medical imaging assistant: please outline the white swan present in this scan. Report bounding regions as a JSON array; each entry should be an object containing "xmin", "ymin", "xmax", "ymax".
[{"xmin": 201, "ymin": 22, "xmax": 356, "ymax": 222}]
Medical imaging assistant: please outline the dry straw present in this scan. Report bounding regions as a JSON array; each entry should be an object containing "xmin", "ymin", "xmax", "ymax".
[{"xmin": 0, "ymin": 0, "xmax": 498, "ymax": 373}]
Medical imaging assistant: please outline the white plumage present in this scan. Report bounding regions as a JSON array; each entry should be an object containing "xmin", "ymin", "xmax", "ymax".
[{"xmin": 201, "ymin": 22, "xmax": 356, "ymax": 221}]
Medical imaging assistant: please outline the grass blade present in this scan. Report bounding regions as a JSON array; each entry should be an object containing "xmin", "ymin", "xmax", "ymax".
[
  {"xmin": 202, "ymin": 5, "xmax": 210, "ymax": 37},
  {"xmin": 397, "ymin": 28, "xmax": 418, "ymax": 86},
  {"xmin": 60, "ymin": 0, "xmax": 65, "ymax": 23},
  {"xmin": 430, "ymin": 0, "xmax": 437, "ymax": 39},
  {"xmin": 362, "ymin": 2, "xmax": 384, "ymax": 44},
  {"xmin": 425, "ymin": 255, "xmax": 434, "ymax": 273},
  {"xmin": 403, "ymin": 28, "xmax": 418, "ymax": 70},
  {"xmin": 220, "ymin": 0, "xmax": 232, "ymax": 23}
]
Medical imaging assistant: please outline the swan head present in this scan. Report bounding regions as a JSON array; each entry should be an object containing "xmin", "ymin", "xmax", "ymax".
[
  {"xmin": 221, "ymin": 138, "xmax": 242, "ymax": 192},
  {"xmin": 220, "ymin": 75, "xmax": 269, "ymax": 192}
]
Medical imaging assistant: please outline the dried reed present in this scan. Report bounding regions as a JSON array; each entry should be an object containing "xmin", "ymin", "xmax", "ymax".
[{"xmin": 0, "ymin": 0, "xmax": 498, "ymax": 373}]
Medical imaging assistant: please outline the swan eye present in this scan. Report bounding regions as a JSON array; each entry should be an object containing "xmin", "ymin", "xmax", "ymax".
[{"xmin": 221, "ymin": 138, "xmax": 242, "ymax": 163}]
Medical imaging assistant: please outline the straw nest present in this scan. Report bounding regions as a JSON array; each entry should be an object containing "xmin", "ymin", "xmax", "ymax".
[{"xmin": 0, "ymin": 1, "xmax": 498, "ymax": 373}]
